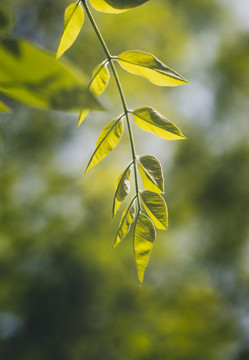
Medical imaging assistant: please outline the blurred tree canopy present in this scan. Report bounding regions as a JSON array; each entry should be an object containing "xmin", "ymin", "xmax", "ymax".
[{"xmin": 0, "ymin": 0, "xmax": 249, "ymax": 359}]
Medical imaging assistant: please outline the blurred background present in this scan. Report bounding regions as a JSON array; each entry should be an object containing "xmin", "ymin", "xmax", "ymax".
[{"xmin": 0, "ymin": 0, "xmax": 249, "ymax": 359}]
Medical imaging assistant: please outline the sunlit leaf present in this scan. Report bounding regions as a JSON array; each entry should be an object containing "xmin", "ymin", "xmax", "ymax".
[
  {"xmin": 134, "ymin": 212, "xmax": 156, "ymax": 284},
  {"xmin": 0, "ymin": 100, "xmax": 11, "ymax": 113},
  {"xmin": 77, "ymin": 62, "xmax": 109, "ymax": 127},
  {"xmin": 132, "ymin": 106, "xmax": 186, "ymax": 140},
  {"xmin": 90, "ymin": 0, "xmax": 148, "ymax": 14},
  {"xmin": 89, "ymin": 62, "xmax": 110, "ymax": 97},
  {"xmin": 78, "ymin": 109, "xmax": 89, "ymax": 127},
  {"xmin": 56, "ymin": 3, "xmax": 84, "ymax": 59},
  {"xmin": 140, "ymin": 190, "xmax": 168, "ymax": 230},
  {"xmin": 85, "ymin": 118, "xmax": 123, "ymax": 173},
  {"xmin": 137, "ymin": 155, "xmax": 164, "ymax": 193},
  {"xmin": 112, "ymin": 163, "xmax": 132, "ymax": 218},
  {"xmin": 118, "ymin": 50, "xmax": 188, "ymax": 86},
  {"xmin": 0, "ymin": 39, "xmax": 102, "ymax": 112},
  {"xmin": 114, "ymin": 198, "xmax": 137, "ymax": 248}
]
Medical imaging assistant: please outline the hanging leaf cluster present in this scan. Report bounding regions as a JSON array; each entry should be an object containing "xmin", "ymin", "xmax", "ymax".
[{"xmin": 56, "ymin": 0, "xmax": 188, "ymax": 283}]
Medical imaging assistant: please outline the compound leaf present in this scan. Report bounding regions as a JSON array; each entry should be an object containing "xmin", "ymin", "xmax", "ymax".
[
  {"xmin": 114, "ymin": 198, "xmax": 137, "ymax": 248},
  {"xmin": 113, "ymin": 163, "xmax": 132, "ymax": 218},
  {"xmin": 85, "ymin": 118, "xmax": 123, "ymax": 173},
  {"xmin": 134, "ymin": 212, "xmax": 156, "ymax": 284},
  {"xmin": 118, "ymin": 50, "xmax": 188, "ymax": 87},
  {"xmin": 137, "ymin": 155, "xmax": 164, "ymax": 193},
  {"xmin": 0, "ymin": 100, "xmax": 11, "ymax": 113},
  {"xmin": 90, "ymin": 0, "xmax": 148, "ymax": 14},
  {"xmin": 140, "ymin": 190, "xmax": 168, "ymax": 230},
  {"xmin": 56, "ymin": 3, "xmax": 84, "ymax": 59},
  {"xmin": 89, "ymin": 62, "xmax": 110, "ymax": 97},
  {"xmin": 132, "ymin": 106, "xmax": 186, "ymax": 140}
]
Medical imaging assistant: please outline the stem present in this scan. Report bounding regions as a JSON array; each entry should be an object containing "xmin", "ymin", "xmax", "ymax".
[{"xmin": 82, "ymin": 0, "xmax": 141, "ymax": 209}]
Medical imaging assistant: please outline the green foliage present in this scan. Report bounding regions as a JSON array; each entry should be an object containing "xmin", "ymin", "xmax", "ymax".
[
  {"xmin": 0, "ymin": 38, "xmax": 101, "ymax": 112},
  {"xmin": 117, "ymin": 50, "xmax": 188, "ymax": 86},
  {"xmin": 55, "ymin": 0, "xmax": 188, "ymax": 283},
  {"xmin": 56, "ymin": 3, "xmax": 84, "ymax": 59},
  {"xmin": 90, "ymin": 0, "xmax": 149, "ymax": 13}
]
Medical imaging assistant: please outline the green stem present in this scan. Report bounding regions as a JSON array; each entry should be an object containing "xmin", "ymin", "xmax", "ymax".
[{"xmin": 82, "ymin": 0, "xmax": 141, "ymax": 209}]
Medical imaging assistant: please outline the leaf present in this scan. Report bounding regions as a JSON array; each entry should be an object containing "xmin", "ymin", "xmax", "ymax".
[
  {"xmin": 114, "ymin": 198, "xmax": 137, "ymax": 248},
  {"xmin": 140, "ymin": 190, "xmax": 168, "ymax": 230},
  {"xmin": 77, "ymin": 62, "xmax": 109, "ymax": 127},
  {"xmin": 0, "ymin": 100, "xmax": 11, "ymax": 113},
  {"xmin": 132, "ymin": 106, "xmax": 186, "ymax": 140},
  {"xmin": 137, "ymin": 155, "xmax": 164, "ymax": 193},
  {"xmin": 85, "ymin": 118, "xmax": 123, "ymax": 173},
  {"xmin": 78, "ymin": 109, "xmax": 89, "ymax": 127},
  {"xmin": 90, "ymin": 0, "xmax": 148, "ymax": 14},
  {"xmin": 112, "ymin": 163, "xmax": 132, "ymax": 218},
  {"xmin": 134, "ymin": 212, "xmax": 156, "ymax": 284},
  {"xmin": 56, "ymin": 3, "xmax": 84, "ymax": 59},
  {"xmin": 118, "ymin": 50, "xmax": 188, "ymax": 87},
  {"xmin": 0, "ymin": 39, "xmax": 102, "ymax": 112},
  {"xmin": 89, "ymin": 62, "xmax": 110, "ymax": 97}
]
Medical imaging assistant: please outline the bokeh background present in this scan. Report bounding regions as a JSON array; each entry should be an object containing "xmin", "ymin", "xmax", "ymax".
[{"xmin": 0, "ymin": 0, "xmax": 249, "ymax": 359}]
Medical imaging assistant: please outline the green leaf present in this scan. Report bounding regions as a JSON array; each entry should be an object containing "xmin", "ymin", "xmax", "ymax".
[
  {"xmin": 56, "ymin": 3, "xmax": 84, "ymax": 59},
  {"xmin": 78, "ymin": 62, "xmax": 109, "ymax": 127},
  {"xmin": 140, "ymin": 190, "xmax": 168, "ymax": 230},
  {"xmin": 85, "ymin": 118, "xmax": 123, "ymax": 173},
  {"xmin": 112, "ymin": 163, "xmax": 132, "ymax": 218},
  {"xmin": 89, "ymin": 62, "xmax": 110, "ymax": 97},
  {"xmin": 90, "ymin": 0, "xmax": 148, "ymax": 14},
  {"xmin": 137, "ymin": 155, "xmax": 164, "ymax": 193},
  {"xmin": 0, "ymin": 100, "xmax": 11, "ymax": 113},
  {"xmin": 78, "ymin": 109, "xmax": 89, "ymax": 127},
  {"xmin": 118, "ymin": 50, "xmax": 188, "ymax": 87},
  {"xmin": 0, "ymin": 39, "xmax": 102, "ymax": 112},
  {"xmin": 114, "ymin": 198, "xmax": 137, "ymax": 248},
  {"xmin": 132, "ymin": 106, "xmax": 186, "ymax": 140},
  {"xmin": 134, "ymin": 212, "xmax": 156, "ymax": 284}
]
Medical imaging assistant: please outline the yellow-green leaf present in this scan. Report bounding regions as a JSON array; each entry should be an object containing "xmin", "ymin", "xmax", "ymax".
[
  {"xmin": 85, "ymin": 118, "xmax": 123, "ymax": 173},
  {"xmin": 134, "ymin": 212, "xmax": 156, "ymax": 284},
  {"xmin": 140, "ymin": 190, "xmax": 168, "ymax": 230},
  {"xmin": 56, "ymin": 3, "xmax": 84, "ymax": 59},
  {"xmin": 90, "ymin": 0, "xmax": 148, "ymax": 14},
  {"xmin": 137, "ymin": 155, "xmax": 164, "ymax": 193},
  {"xmin": 112, "ymin": 163, "xmax": 132, "ymax": 218},
  {"xmin": 78, "ymin": 109, "xmax": 89, "ymax": 127},
  {"xmin": 0, "ymin": 100, "xmax": 11, "ymax": 113},
  {"xmin": 0, "ymin": 39, "xmax": 101, "ymax": 112},
  {"xmin": 132, "ymin": 106, "xmax": 186, "ymax": 140},
  {"xmin": 114, "ymin": 198, "xmax": 137, "ymax": 248},
  {"xmin": 118, "ymin": 50, "xmax": 188, "ymax": 87},
  {"xmin": 89, "ymin": 62, "xmax": 110, "ymax": 97}
]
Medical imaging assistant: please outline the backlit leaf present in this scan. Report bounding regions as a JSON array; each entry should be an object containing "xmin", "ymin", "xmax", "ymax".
[
  {"xmin": 112, "ymin": 163, "xmax": 132, "ymax": 218},
  {"xmin": 137, "ymin": 155, "xmax": 164, "ymax": 193},
  {"xmin": 118, "ymin": 50, "xmax": 188, "ymax": 86},
  {"xmin": 0, "ymin": 100, "xmax": 11, "ymax": 113},
  {"xmin": 132, "ymin": 106, "xmax": 186, "ymax": 140},
  {"xmin": 78, "ymin": 109, "xmax": 89, "ymax": 127},
  {"xmin": 89, "ymin": 62, "xmax": 110, "ymax": 97},
  {"xmin": 134, "ymin": 212, "xmax": 156, "ymax": 284},
  {"xmin": 114, "ymin": 198, "xmax": 137, "ymax": 248},
  {"xmin": 78, "ymin": 62, "xmax": 109, "ymax": 127},
  {"xmin": 140, "ymin": 190, "xmax": 168, "ymax": 230},
  {"xmin": 0, "ymin": 39, "xmax": 102, "ymax": 112},
  {"xmin": 85, "ymin": 118, "xmax": 123, "ymax": 173},
  {"xmin": 90, "ymin": 0, "xmax": 148, "ymax": 14},
  {"xmin": 56, "ymin": 3, "xmax": 84, "ymax": 59}
]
